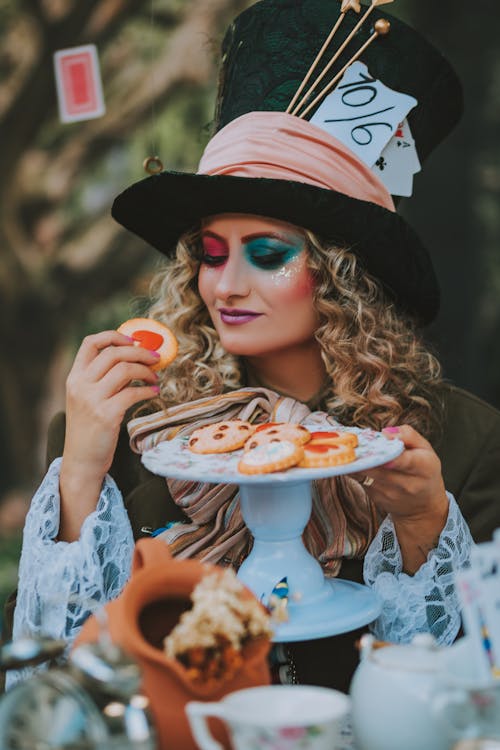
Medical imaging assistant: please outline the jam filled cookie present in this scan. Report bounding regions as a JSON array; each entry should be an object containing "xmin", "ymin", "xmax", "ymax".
[
  {"xmin": 117, "ymin": 317, "xmax": 178, "ymax": 371},
  {"xmin": 244, "ymin": 422, "xmax": 311, "ymax": 451},
  {"xmin": 188, "ymin": 420, "xmax": 256, "ymax": 454},
  {"xmin": 238, "ymin": 440, "xmax": 304, "ymax": 475},
  {"xmin": 308, "ymin": 430, "xmax": 359, "ymax": 448},
  {"xmin": 299, "ymin": 442, "xmax": 356, "ymax": 469}
]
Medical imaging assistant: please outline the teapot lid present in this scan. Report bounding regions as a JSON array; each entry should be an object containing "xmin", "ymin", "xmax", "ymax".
[{"xmin": 362, "ymin": 634, "xmax": 443, "ymax": 673}]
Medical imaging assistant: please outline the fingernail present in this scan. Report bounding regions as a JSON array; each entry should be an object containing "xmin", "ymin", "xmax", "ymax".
[
  {"xmin": 124, "ymin": 335, "xmax": 135, "ymax": 342},
  {"xmin": 383, "ymin": 426, "xmax": 400, "ymax": 434},
  {"xmin": 151, "ymin": 385, "xmax": 160, "ymax": 394},
  {"xmin": 150, "ymin": 350, "xmax": 161, "ymax": 358}
]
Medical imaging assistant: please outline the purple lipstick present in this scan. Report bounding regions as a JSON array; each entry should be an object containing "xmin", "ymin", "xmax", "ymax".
[{"xmin": 218, "ymin": 308, "xmax": 263, "ymax": 325}]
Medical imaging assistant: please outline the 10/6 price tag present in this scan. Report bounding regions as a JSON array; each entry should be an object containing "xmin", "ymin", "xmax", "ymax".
[{"xmin": 310, "ymin": 61, "xmax": 417, "ymax": 168}]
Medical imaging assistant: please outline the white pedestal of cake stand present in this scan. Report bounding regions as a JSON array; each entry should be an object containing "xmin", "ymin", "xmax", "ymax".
[
  {"xmin": 237, "ymin": 479, "xmax": 381, "ymax": 642},
  {"xmin": 141, "ymin": 426, "xmax": 404, "ymax": 642}
]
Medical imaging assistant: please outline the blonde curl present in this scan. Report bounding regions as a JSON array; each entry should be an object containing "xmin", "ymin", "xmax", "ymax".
[
  {"xmin": 146, "ymin": 226, "xmax": 443, "ymax": 439},
  {"xmin": 147, "ymin": 229, "xmax": 243, "ymax": 406},
  {"xmin": 304, "ymin": 231, "xmax": 443, "ymax": 438}
]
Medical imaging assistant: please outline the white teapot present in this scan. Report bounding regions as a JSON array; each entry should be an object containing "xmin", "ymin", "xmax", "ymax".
[{"xmin": 350, "ymin": 633, "xmax": 454, "ymax": 750}]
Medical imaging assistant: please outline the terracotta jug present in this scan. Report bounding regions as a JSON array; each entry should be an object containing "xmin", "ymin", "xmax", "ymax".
[{"xmin": 75, "ymin": 538, "xmax": 271, "ymax": 750}]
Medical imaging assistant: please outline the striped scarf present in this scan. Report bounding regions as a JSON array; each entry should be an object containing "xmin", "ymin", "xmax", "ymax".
[{"xmin": 128, "ymin": 387, "xmax": 379, "ymax": 576}]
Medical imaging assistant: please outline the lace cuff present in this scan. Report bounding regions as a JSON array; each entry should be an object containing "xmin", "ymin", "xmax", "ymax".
[
  {"xmin": 8, "ymin": 458, "xmax": 134, "ymax": 686},
  {"xmin": 364, "ymin": 493, "xmax": 472, "ymax": 644}
]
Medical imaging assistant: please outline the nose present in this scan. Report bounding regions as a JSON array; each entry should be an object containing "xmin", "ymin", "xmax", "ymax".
[{"xmin": 213, "ymin": 251, "xmax": 250, "ymax": 301}]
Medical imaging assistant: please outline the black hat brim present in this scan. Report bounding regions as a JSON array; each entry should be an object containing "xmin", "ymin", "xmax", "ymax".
[{"xmin": 112, "ymin": 171, "xmax": 439, "ymax": 325}]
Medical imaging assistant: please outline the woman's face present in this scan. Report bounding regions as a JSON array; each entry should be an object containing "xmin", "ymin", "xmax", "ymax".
[{"xmin": 197, "ymin": 214, "xmax": 318, "ymax": 357}]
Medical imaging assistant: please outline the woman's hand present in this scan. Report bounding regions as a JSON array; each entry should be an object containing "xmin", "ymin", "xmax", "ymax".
[
  {"xmin": 59, "ymin": 330, "xmax": 161, "ymax": 541},
  {"xmin": 355, "ymin": 425, "xmax": 449, "ymax": 574}
]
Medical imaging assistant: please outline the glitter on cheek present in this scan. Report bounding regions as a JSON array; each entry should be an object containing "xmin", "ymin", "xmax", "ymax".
[
  {"xmin": 267, "ymin": 254, "xmax": 314, "ymax": 296},
  {"xmin": 270, "ymin": 263, "xmax": 300, "ymax": 284}
]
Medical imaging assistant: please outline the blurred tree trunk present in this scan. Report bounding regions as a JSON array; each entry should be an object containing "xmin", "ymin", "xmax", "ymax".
[{"xmin": 0, "ymin": 0, "xmax": 251, "ymax": 498}]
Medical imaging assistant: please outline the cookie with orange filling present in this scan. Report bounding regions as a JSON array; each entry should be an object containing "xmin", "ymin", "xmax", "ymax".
[
  {"xmin": 117, "ymin": 317, "xmax": 178, "ymax": 371},
  {"xmin": 308, "ymin": 430, "xmax": 358, "ymax": 448},
  {"xmin": 299, "ymin": 442, "xmax": 356, "ymax": 469}
]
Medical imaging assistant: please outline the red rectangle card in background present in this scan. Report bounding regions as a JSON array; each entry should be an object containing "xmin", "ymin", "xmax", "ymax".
[{"xmin": 54, "ymin": 44, "xmax": 105, "ymax": 123}]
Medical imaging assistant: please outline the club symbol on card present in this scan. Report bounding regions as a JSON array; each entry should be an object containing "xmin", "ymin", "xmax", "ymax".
[
  {"xmin": 53, "ymin": 44, "xmax": 105, "ymax": 124},
  {"xmin": 371, "ymin": 118, "xmax": 421, "ymax": 196}
]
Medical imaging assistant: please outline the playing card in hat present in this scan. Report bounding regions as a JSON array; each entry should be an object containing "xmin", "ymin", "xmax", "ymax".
[{"xmin": 372, "ymin": 119, "xmax": 422, "ymax": 197}]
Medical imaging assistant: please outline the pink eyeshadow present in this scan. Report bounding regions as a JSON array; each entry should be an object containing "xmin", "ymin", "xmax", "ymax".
[{"xmin": 202, "ymin": 236, "xmax": 228, "ymax": 256}]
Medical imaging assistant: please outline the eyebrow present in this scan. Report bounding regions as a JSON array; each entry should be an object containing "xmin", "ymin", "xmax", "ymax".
[
  {"xmin": 201, "ymin": 230, "xmax": 296, "ymax": 243},
  {"xmin": 201, "ymin": 231, "xmax": 227, "ymax": 243}
]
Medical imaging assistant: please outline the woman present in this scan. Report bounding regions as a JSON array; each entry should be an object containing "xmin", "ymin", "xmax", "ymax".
[
  {"xmin": 10, "ymin": 210, "xmax": 473, "ymax": 690},
  {"xmin": 8, "ymin": 0, "xmax": 500, "ymax": 690}
]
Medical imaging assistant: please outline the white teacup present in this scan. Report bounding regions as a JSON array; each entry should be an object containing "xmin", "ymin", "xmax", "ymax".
[{"xmin": 186, "ymin": 684, "xmax": 350, "ymax": 750}]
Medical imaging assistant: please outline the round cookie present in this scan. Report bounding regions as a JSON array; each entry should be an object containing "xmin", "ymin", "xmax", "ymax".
[
  {"xmin": 309, "ymin": 430, "xmax": 359, "ymax": 448},
  {"xmin": 117, "ymin": 317, "xmax": 178, "ymax": 371},
  {"xmin": 188, "ymin": 420, "xmax": 256, "ymax": 454},
  {"xmin": 299, "ymin": 442, "xmax": 356, "ymax": 469},
  {"xmin": 238, "ymin": 440, "xmax": 304, "ymax": 475},
  {"xmin": 254, "ymin": 422, "xmax": 280, "ymax": 432},
  {"xmin": 244, "ymin": 423, "xmax": 311, "ymax": 451}
]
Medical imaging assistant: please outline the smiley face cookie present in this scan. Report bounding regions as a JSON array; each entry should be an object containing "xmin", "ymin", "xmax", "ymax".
[
  {"xmin": 244, "ymin": 422, "xmax": 311, "ymax": 451},
  {"xmin": 188, "ymin": 420, "xmax": 256, "ymax": 454},
  {"xmin": 238, "ymin": 440, "xmax": 304, "ymax": 475}
]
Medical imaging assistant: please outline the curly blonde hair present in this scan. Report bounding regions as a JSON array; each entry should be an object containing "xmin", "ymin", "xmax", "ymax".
[
  {"xmin": 147, "ymin": 229, "xmax": 243, "ymax": 405},
  {"xmin": 147, "ymin": 226, "xmax": 443, "ymax": 439}
]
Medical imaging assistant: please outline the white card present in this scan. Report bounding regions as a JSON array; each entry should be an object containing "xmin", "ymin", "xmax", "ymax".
[
  {"xmin": 310, "ymin": 61, "xmax": 417, "ymax": 168},
  {"xmin": 371, "ymin": 119, "xmax": 421, "ymax": 197},
  {"xmin": 456, "ymin": 541, "xmax": 500, "ymax": 682},
  {"xmin": 455, "ymin": 568, "xmax": 497, "ymax": 684},
  {"xmin": 395, "ymin": 119, "xmax": 421, "ymax": 174},
  {"xmin": 471, "ymin": 543, "xmax": 500, "ymax": 678},
  {"xmin": 54, "ymin": 44, "xmax": 105, "ymax": 123}
]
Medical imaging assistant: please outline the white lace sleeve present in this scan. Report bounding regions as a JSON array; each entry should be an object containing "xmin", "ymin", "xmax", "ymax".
[
  {"xmin": 7, "ymin": 458, "xmax": 134, "ymax": 687},
  {"xmin": 364, "ymin": 492, "xmax": 472, "ymax": 645}
]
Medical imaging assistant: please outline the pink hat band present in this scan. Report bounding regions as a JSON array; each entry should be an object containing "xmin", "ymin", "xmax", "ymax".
[{"xmin": 198, "ymin": 111, "xmax": 395, "ymax": 213}]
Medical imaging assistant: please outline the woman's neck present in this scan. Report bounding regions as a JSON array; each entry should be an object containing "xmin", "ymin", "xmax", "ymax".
[{"xmin": 244, "ymin": 340, "xmax": 327, "ymax": 404}]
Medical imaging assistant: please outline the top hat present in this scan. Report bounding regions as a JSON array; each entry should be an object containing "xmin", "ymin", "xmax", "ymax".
[{"xmin": 112, "ymin": 0, "xmax": 463, "ymax": 325}]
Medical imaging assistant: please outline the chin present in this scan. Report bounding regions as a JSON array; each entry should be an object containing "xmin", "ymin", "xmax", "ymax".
[
  {"xmin": 221, "ymin": 343, "xmax": 269, "ymax": 357},
  {"xmin": 218, "ymin": 334, "xmax": 274, "ymax": 358}
]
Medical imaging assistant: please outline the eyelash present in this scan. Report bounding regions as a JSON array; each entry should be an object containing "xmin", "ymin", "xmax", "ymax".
[
  {"xmin": 200, "ymin": 251, "xmax": 288, "ymax": 269},
  {"xmin": 251, "ymin": 252, "xmax": 287, "ymax": 268},
  {"xmin": 200, "ymin": 254, "xmax": 227, "ymax": 266}
]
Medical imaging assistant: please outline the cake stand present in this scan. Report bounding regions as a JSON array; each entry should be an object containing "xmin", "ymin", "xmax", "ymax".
[{"xmin": 141, "ymin": 426, "xmax": 404, "ymax": 642}]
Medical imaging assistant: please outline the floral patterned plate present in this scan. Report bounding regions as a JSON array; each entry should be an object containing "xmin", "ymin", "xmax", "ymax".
[{"xmin": 141, "ymin": 424, "xmax": 404, "ymax": 484}]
